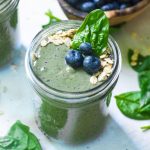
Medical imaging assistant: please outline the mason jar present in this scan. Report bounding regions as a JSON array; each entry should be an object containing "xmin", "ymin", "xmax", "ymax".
[
  {"xmin": 25, "ymin": 21, "xmax": 122, "ymax": 144},
  {"xmin": 0, "ymin": 0, "xmax": 19, "ymax": 67}
]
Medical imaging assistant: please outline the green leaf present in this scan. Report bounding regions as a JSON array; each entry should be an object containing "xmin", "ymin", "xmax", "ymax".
[
  {"xmin": 138, "ymin": 71, "xmax": 150, "ymax": 107},
  {"xmin": 128, "ymin": 49, "xmax": 150, "ymax": 72},
  {"xmin": 7, "ymin": 121, "xmax": 29, "ymax": 150},
  {"xmin": 0, "ymin": 121, "xmax": 42, "ymax": 150},
  {"xmin": 141, "ymin": 125, "xmax": 150, "ymax": 131},
  {"xmin": 42, "ymin": 10, "xmax": 61, "ymax": 29},
  {"xmin": 0, "ymin": 136, "xmax": 18, "ymax": 149},
  {"xmin": 28, "ymin": 133, "xmax": 42, "ymax": 150},
  {"xmin": 115, "ymin": 92, "xmax": 150, "ymax": 120},
  {"xmin": 71, "ymin": 9, "xmax": 109, "ymax": 56}
]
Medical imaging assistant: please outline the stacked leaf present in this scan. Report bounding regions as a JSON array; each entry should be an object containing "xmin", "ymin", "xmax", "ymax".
[{"xmin": 115, "ymin": 49, "xmax": 150, "ymax": 122}]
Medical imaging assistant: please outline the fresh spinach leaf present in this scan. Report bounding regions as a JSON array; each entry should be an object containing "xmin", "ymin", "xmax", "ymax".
[
  {"xmin": 138, "ymin": 71, "xmax": 150, "ymax": 107},
  {"xmin": 115, "ymin": 92, "xmax": 150, "ymax": 120},
  {"xmin": 8, "ymin": 121, "xmax": 29, "ymax": 147},
  {"xmin": 141, "ymin": 125, "xmax": 150, "ymax": 131},
  {"xmin": 0, "ymin": 136, "xmax": 19, "ymax": 149},
  {"xmin": 115, "ymin": 50, "xmax": 150, "ymax": 121},
  {"xmin": 0, "ymin": 121, "xmax": 42, "ymax": 150},
  {"xmin": 28, "ymin": 133, "xmax": 42, "ymax": 150},
  {"xmin": 42, "ymin": 10, "xmax": 61, "ymax": 29},
  {"xmin": 128, "ymin": 49, "xmax": 150, "ymax": 72},
  {"xmin": 71, "ymin": 9, "xmax": 109, "ymax": 56}
]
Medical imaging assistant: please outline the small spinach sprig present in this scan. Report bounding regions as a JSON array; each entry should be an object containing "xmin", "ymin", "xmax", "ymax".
[
  {"xmin": 71, "ymin": 9, "xmax": 109, "ymax": 56},
  {"xmin": 0, "ymin": 121, "xmax": 42, "ymax": 150},
  {"xmin": 141, "ymin": 125, "xmax": 150, "ymax": 131},
  {"xmin": 42, "ymin": 10, "xmax": 61, "ymax": 29}
]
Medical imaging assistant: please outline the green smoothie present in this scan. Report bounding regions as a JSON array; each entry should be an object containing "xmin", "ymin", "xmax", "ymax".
[
  {"xmin": 33, "ymin": 43, "xmax": 102, "ymax": 92},
  {"xmin": 26, "ymin": 10, "xmax": 121, "ymax": 143},
  {"xmin": 31, "ymin": 28, "xmax": 113, "ymax": 143},
  {"xmin": 0, "ymin": 3, "xmax": 18, "ymax": 67}
]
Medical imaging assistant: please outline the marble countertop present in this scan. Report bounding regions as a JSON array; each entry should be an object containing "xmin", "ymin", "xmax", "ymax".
[{"xmin": 0, "ymin": 0, "xmax": 150, "ymax": 150}]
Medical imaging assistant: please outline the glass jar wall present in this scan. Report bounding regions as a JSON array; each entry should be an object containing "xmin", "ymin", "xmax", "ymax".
[{"xmin": 0, "ymin": 0, "xmax": 19, "ymax": 66}]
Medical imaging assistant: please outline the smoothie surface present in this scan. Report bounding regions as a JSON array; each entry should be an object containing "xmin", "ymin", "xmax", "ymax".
[{"xmin": 32, "ymin": 43, "xmax": 101, "ymax": 92}]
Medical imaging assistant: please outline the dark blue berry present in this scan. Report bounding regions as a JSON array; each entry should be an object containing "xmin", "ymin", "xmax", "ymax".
[
  {"xmin": 79, "ymin": 42, "xmax": 92, "ymax": 55},
  {"xmin": 65, "ymin": 50, "xmax": 84, "ymax": 69},
  {"xmin": 83, "ymin": 56, "xmax": 101, "ymax": 75},
  {"xmin": 120, "ymin": 4, "xmax": 128, "ymax": 9},
  {"xmin": 101, "ymin": 2, "xmax": 119, "ymax": 11},
  {"xmin": 80, "ymin": 1, "xmax": 96, "ymax": 12}
]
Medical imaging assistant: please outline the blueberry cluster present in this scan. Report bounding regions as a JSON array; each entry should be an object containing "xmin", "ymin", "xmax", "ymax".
[
  {"xmin": 66, "ymin": 0, "xmax": 141, "ymax": 12},
  {"xmin": 65, "ymin": 42, "xmax": 101, "ymax": 75}
]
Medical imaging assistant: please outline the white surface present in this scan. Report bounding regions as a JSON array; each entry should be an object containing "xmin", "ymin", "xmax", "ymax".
[{"xmin": 0, "ymin": 0, "xmax": 150, "ymax": 150}]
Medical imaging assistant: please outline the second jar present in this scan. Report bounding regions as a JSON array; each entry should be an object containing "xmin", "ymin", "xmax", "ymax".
[{"xmin": 0, "ymin": 0, "xmax": 20, "ymax": 67}]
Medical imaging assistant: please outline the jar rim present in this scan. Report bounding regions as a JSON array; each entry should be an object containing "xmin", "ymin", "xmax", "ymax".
[{"xmin": 25, "ymin": 20, "xmax": 122, "ymax": 104}]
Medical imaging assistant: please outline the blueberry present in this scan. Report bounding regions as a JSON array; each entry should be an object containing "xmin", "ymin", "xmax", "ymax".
[
  {"xmin": 79, "ymin": 42, "xmax": 92, "ymax": 55},
  {"xmin": 83, "ymin": 56, "xmax": 101, "ymax": 75},
  {"xmin": 80, "ymin": 1, "xmax": 96, "ymax": 12},
  {"xmin": 92, "ymin": 0, "xmax": 105, "ymax": 7},
  {"xmin": 120, "ymin": 4, "xmax": 128, "ymax": 9},
  {"xmin": 101, "ymin": 2, "xmax": 119, "ymax": 11},
  {"xmin": 66, "ymin": 0, "xmax": 79, "ymax": 5},
  {"xmin": 65, "ymin": 50, "xmax": 84, "ymax": 69}
]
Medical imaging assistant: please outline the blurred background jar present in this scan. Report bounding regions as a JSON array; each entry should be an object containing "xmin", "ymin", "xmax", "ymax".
[{"xmin": 0, "ymin": 0, "xmax": 20, "ymax": 67}]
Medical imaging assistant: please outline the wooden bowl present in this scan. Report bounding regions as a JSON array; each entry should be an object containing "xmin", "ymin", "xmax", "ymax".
[{"xmin": 58, "ymin": 0, "xmax": 150, "ymax": 26}]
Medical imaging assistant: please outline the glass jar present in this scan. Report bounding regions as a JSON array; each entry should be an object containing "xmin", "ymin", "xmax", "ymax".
[
  {"xmin": 25, "ymin": 21, "xmax": 122, "ymax": 144},
  {"xmin": 0, "ymin": 0, "xmax": 19, "ymax": 67}
]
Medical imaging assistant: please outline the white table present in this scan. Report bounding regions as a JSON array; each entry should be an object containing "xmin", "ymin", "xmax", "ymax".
[{"xmin": 0, "ymin": 0, "xmax": 150, "ymax": 149}]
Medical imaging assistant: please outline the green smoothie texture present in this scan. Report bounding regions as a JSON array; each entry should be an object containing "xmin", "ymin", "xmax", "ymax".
[{"xmin": 33, "ymin": 43, "xmax": 101, "ymax": 92}]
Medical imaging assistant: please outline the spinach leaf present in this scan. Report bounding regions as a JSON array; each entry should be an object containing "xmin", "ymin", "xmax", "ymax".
[
  {"xmin": 71, "ymin": 9, "xmax": 109, "ymax": 56},
  {"xmin": 42, "ymin": 10, "xmax": 61, "ymax": 29},
  {"xmin": 138, "ymin": 71, "xmax": 150, "ymax": 107},
  {"xmin": 115, "ymin": 50, "xmax": 150, "ymax": 121},
  {"xmin": 0, "ymin": 136, "xmax": 18, "ymax": 149},
  {"xmin": 0, "ymin": 121, "xmax": 42, "ymax": 150},
  {"xmin": 28, "ymin": 133, "xmax": 42, "ymax": 150},
  {"xmin": 141, "ymin": 125, "xmax": 150, "ymax": 131},
  {"xmin": 128, "ymin": 49, "xmax": 150, "ymax": 72},
  {"xmin": 115, "ymin": 92, "xmax": 150, "ymax": 120},
  {"xmin": 7, "ymin": 121, "xmax": 29, "ymax": 149}
]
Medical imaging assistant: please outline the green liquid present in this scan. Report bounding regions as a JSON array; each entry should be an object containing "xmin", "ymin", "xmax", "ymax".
[
  {"xmin": 32, "ymin": 32, "xmax": 110, "ymax": 143},
  {"xmin": 0, "ymin": 10, "xmax": 18, "ymax": 67},
  {"xmin": 33, "ymin": 43, "xmax": 101, "ymax": 92}
]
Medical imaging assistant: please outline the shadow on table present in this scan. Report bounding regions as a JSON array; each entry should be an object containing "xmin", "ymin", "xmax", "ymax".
[{"xmin": 52, "ymin": 115, "xmax": 137, "ymax": 150}]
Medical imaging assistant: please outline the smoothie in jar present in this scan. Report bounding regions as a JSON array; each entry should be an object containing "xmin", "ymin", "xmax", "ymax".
[
  {"xmin": 0, "ymin": 0, "xmax": 19, "ymax": 67},
  {"xmin": 25, "ymin": 10, "xmax": 121, "ymax": 144}
]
